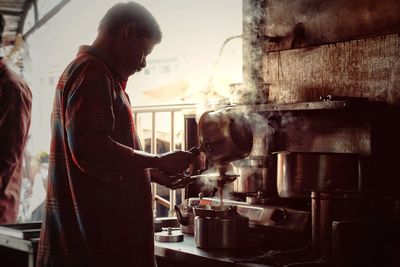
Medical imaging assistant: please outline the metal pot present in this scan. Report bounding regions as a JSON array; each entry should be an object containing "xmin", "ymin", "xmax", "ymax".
[
  {"xmin": 174, "ymin": 197, "xmax": 205, "ymax": 235},
  {"xmin": 275, "ymin": 151, "xmax": 361, "ymax": 199},
  {"xmin": 233, "ymin": 156, "xmax": 277, "ymax": 197},
  {"xmin": 198, "ymin": 107, "xmax": 253, "ymax": 166},
  {"xmin": 174, "ymin": 204, "xmax": 195, "ymax": 235},
  {"xmin": 193, "ymin": 205, "xmax": 249, "ymax": 249}
]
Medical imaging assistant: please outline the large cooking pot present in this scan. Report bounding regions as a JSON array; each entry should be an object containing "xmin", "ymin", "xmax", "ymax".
[
  {"xmin": 193, "ymin": 205, "xmax": 249, "ymax": 249},
  {"xmin": 275, "ymin": 152, "xmax": 361, "ymax": 198},
  {"xmin": 198, "ymin": 107, "xmax": 253, "ymax": 166}
]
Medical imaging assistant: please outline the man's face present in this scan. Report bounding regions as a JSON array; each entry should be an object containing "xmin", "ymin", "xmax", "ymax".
[{"xmin": 120, "ymin": 31, "xmax": 157, "ymax": 76}]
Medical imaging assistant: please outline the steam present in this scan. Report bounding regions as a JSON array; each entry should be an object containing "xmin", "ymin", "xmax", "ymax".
[
  {"xmin": 248, "ymin": 112, "xmax": 274, "ymax": 155},
  {"xmin": 195, "ymin": 164, "xmax": 236, "ymax": 200},
  {"xmin": 198, "ymin": 166, "xmax": 219, "ymax": 188}
]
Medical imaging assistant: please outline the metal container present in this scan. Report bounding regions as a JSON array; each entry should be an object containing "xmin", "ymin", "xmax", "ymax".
[
  {"xmin": 193, "ymin": 205, "xmax": 249, "ymax": 249},
  {"xmin": 233, "ymin": 156, "xmax": 277, "ymax": 197},
  {"xmin": 234, "ymin": 158, "xmax": 267, "ymax": 194},
  {"xmin": 174, "ymin": 196, "xmax": 204, "ymax": 235},
  {"xmin": 198, "ymin": 107, "xmax": 253, "ymax": 166},
  {"xmin": 174, "ymin": 204, "xmax": 195, "ymax": 235},
  {"xmin": 275, "ymin": 151, "xmax": 361, "ymax": 198},
  {"xmin": 312, "ymin": 191, "xmax": 369, "ymax": 259},
  {"xmin": 155, "ymin": 227, "xmax": 184, "ymax": 242}
]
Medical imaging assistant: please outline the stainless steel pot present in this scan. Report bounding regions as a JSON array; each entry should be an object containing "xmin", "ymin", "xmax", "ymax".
[
  {"xmin": 193, "ymin": 205, "xmax": 249, "ymax": 249},
  {"xmin": 174, "ymin": 204, "xmax": 195, "ymax": 235},
  {"xmin": 174, "ymin": 197, "xmax": 205, "ymax": 235},
  {"xmin": 198, "ymin": 107, "xmax": 253, "ymax": 166},
  {"xmin": 233, "ymin": 156, "xmax": 277, "ymax": 197},
  {"xmin": 233, "ymin": 158, "xmax": 266, "ymax": 194},
  {"xmin": 275, "ymin": 151, "xmax": 361, "ymax": 198}
]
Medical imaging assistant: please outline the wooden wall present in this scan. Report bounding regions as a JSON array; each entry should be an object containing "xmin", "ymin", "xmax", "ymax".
[
  {"xmin": 243, "ymin": 0, "xmax": 400, "ymax": 104},
  {"xmin": 264, "ymin": 34, "xmax": 400, "ymax": 103},
  {"xmin": 262, "ymin": 0, "xmax": 400, "ymax": 49},
  {"xmin": 242, "ymin": 1, "xmax": 400, "ymax": 191}
]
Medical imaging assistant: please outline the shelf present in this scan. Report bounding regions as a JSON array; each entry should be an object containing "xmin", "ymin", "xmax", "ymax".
[{"xmin": 0, "ymin": 222, "xmax": 41, "ymax": 239}]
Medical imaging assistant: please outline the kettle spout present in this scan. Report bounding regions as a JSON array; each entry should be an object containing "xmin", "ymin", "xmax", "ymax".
[{"xmin": 174, "ymin": 205, "xmax": 189, "ymax": 226}]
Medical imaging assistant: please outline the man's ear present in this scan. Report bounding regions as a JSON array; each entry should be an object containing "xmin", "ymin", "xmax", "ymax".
[{"xmin": 123, "ymin": 22, "xmax": 137, "ymax": 40}]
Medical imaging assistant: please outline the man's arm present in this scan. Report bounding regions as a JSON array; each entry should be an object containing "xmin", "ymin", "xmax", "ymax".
[
  {"xmin": 0, "ymin": 82, "xmax": 31, "ymax": 191},
  {"xmin": 65, "ymin": 67, "xmax": 193, "ymax": 182},
  {"xmin": 64, "ymin": 68, "xmax": 160, "ymax": 181}
]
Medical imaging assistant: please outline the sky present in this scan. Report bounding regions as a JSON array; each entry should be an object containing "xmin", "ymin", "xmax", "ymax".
[
  {"xmin": 27, "ymin": 0, "xmax": 242, "ymax": 72},
  {"xmin": 23, "ymin": 0, "xmax": 243, "ymax": 155}
]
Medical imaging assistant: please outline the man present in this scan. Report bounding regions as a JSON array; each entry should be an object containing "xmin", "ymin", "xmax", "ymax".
[
  {"xmin": 0, "ymin": 14, "xmax": 32, "ymax": 224},
  {"xmin": 37, "ymin": 2, "xmax": 194, "ymax": 267}
]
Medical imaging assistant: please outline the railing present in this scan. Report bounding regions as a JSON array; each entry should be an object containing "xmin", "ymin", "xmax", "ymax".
[{"xmin": 132, "ymin": 103, "xmax": 197, "ymax": 217}]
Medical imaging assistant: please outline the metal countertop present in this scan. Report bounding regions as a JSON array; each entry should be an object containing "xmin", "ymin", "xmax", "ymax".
[
  {"xmin": 0, "ymin": 230, "xmax": 270, "ymax": 267},
  {"xmin": 154, "ymin": 232, "xmax": 272, "ymax": 267}
]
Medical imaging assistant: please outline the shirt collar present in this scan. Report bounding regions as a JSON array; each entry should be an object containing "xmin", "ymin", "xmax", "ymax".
[{"xmin": 77, "ymin": 45, "xmax": 128, "ymax": 90}]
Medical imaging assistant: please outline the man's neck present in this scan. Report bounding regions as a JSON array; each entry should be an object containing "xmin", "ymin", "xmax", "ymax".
[{"xmin": 92, "ymin": 36, "xmax": 129, "ymax": 80}]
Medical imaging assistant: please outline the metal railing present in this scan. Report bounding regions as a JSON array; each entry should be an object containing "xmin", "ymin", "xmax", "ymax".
[{"xmin": 132, "ymin": 103, "xmax": 196, "ymax": 217}]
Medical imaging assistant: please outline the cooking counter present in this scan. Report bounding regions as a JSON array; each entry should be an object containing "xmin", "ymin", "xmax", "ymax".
[
  {"xmin": 0, "ymin": 226, "xmax": 271, "ymax": 267},
  {"xmin": 155, "ymin": 233, "xmax": 272, "ymax": 267}
]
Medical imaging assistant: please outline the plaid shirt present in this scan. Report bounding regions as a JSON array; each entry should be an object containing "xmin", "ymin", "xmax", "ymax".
[
  {"xmin": 0, "ymin": 60, "xmax": 31, "ymax": 224},
  {"xmin": 37, "ymin": 46, "xmax": 155, "ymax": 267}
]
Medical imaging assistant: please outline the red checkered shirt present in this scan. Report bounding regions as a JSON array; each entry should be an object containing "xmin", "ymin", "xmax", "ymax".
[
  {"xmin": 37, "ymin": 46, "xmax": 156, "ymax": 267},
  {"xmin": 0, "ymin": 59, "xmax": 32, "ymax": 224}
]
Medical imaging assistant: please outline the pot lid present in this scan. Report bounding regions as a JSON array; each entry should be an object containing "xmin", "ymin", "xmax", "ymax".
[
  {"xmin": 155, "ymin": 227, "xmax": 184, "ymax": 242},
  {"xmin": 193, "ymin": 205, "xmax": 238, "ymax": 218}
]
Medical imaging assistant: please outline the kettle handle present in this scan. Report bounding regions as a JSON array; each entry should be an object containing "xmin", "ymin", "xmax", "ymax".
[
  {"xmin": 174, "ymin": 205, "xmax": 189, "ymax": 226},
  {"xmin": 189, "ymin": 146, "xmax": 201, "ymax": 157}
]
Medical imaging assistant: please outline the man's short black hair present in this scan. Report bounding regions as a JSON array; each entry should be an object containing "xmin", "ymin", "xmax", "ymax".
[{"xmin": 99, "ymin": 1, "xmax": 162, "ymax": 43}]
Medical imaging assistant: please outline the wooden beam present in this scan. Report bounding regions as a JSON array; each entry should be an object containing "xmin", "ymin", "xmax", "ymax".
[
  {"xmin": 33, "ymin": 0, "xmax": 38, "ymax": 23},
  {"xmin": 23, "ymin": 0, "xmax": 71, "ymax": 39},
  {"xmin": 17, "ymin": 0, "xmax": 34, "ymax": 33},
  {"xmin": 0, "ymin": 10, "xmax": 23, "ymax": 17}
]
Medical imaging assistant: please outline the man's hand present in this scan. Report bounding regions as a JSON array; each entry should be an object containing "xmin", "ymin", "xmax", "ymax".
[
  {"xmin": 144, "ymin": 168, "xmax": 195, "ymax": 190},
  {"xmin": 158, "ymin": 150, "xmax": 193, "ymax": 174}
]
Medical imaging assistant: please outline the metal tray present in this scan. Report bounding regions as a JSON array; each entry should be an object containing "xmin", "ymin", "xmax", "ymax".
[{"xmin": 0, "ymin": 221, "xmax": 42, "ymax": 239}]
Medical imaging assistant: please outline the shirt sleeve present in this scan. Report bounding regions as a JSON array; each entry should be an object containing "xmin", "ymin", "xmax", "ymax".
[
  {"xmin": 64, "ymin": 67, "xmax": 137, "ymax": 180},
  {"xmin": 0, "ymin": 81, "xmax": 31, "ymax": 191}
]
